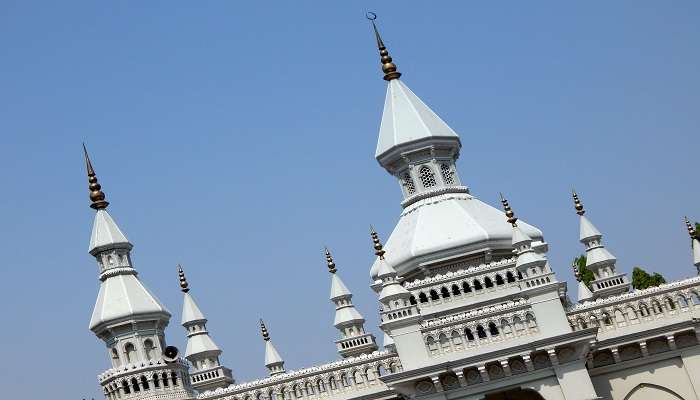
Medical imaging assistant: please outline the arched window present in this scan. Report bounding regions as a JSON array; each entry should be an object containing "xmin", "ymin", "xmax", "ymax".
[
  {"xmin": 305, "ymin": 382, "xmax": 315, "ymax": 396},
  {"xmin": 626, "ymin": 307, "xmax": 637, "ymax": 320},
  {"xmin": 464, "ymin": 328, "xmax": 475, "ymax": 341},
  {"xmin": 401, "ymin": 173, "xmax": 416, "ymax": 195},
  {"xmin": 389, "ymin": 362, "xmax": 399, "ymax": 373},
  {"xmin": 440, "ymin": 164, "xmax": 455, "ymax": 184},
  {"xmin": 439, "ymin": 333, "xmax": 450, "ymax": 351},
  {"xmin": 526, "ymin": 314, "xmax": 537, "ymax": 329},
  {"xmin": 124, "ymin": 342, "xmax": 136, "ymax": 364},
  {"xmin": 111, "ymin": 348, "xmax": 120, "ymax": 367},
  {"xmin": 131, "ymin": 377, "xmax": 140, "ymax": 393},
  {"xmin": 652, "ymin": 301, "xmax": 663, "ymax": 314},
  {"xmin": 418, "ymin": 166, "xmax": 437, "ymax": 188},
  {"xmin": 500, "ymin": 319, "xmax": 511, "ymax": 334},
  {"xmin": 427, "ymin": 336, "xmax": 438, "ymax": 353},
  {"xmin": 602, "ymin": 313, "xmax": 612, "ymax": 325},
  {"xmin": 377, "ymin": 365, "xmax": 386, "ymax": 377},
  {"xmin": 513, "ymin": 316, "xmax": 524, "ymax": 331},
  {"xmin": 161, "ymin": 372, "xmax": 169, "ymax": 387},
  {"xmin": 122, "ymin": 380, "xmax": 131, "ymax": 394},
  {"xmin": 440, "ymin": 287, "xmax": 450, "ymax": 298},
  {"xmin": 664, "ymin": 297, "xmax": 676, "ymax": 310},
  {"xmin": 340, "ymin": 373, "xmax": 350, "ymax": 387},
  {"xmin": 329, "ymin": 376, "xmax": 338, "ymax": 390},
  {"xmin": 517, "ymin": 271, "xmax": 524, "ymax": 280},
  {"xmin": 495, "ymin": 274, "xmax": 505, "ymax": 285},
  {"xmin": 691, "ymin": 292, "xmax": 700, "ymax": 305},
  {"xmin": 473, "ymin": 280, "xmax": 483, "ymax": 290},
  {"xmin": 484, "ymin": 277, "xmax": 494, "ymax": 288},
  {"xmin": 365, "ymin": 367, "xmax": 375, "ymax": 383},
  {"xmin": 143, "ymin": 339, "xmax": 155, "ymax": 360},
  {"xmin": 293, "ymin": 385, "xmax": 303, "ymax": 398},
  {"xmin": 678, "ymin": 295, "xmax": 689, "ymax": 308},
  {"xmin": 171, "ymin": 372, "xmax": 178, "ymax": 386},
  {"xmin": 317, "ymin": 380, "xmax": 326, "ymax": 393},
  {"xmin": 419, "ymin": 292, "xmax": 429, "ymax": 303},
  {"xmin": 409, "ymin": 296, "xmax": 417, "ymax": 305},
  {"xmin": 451, "ymin": 330, "xmax": 462, "ymax": 346},
  {"xmin": 639, "ymin": 303, "xmax": 650, "ymax": 317},
  {"xmin": 140, "ymin": 376, "xmax": 149, "ymax": 391},
  {"xmin": 430, "ymin": 290, "xmax": 440, "ymax": 301},
  {"xmin": 152, "ymin": 373, "xmax": 160, "ymax": 388},
  {"xmin": 577, "ymin": 317, "xmax": 587, "ymax": 329},
  {"xmin": 476, "ymin": 325, "xmax": 487, "ymax": 339},
  {"xmin": 451, "ymin": 284, "xmax": 461, "ymax": 296},
  {"xmin": 488, "ymin": 322, "xmax": 499, "ymax": 336},
  {"xmin": 354, "ymin": 370, "xmax": 364, "ymax": 384},
  {"xmin": 506, "ymin": 271, "xmax": 516, "ymax": 283},
  {"xmin": 462, "ymin": 282, "xmax": 472, "ymax": 293}
]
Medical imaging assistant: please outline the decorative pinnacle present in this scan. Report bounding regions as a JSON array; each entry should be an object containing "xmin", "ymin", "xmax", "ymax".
[
  {"xmin": 260, "ymin": 319, "xmax": 270, "ymax": 341},
  {"xmin": 83, "ymin": 143, "xmax": 109, "ymax": 210},
  {"xmin": 370, "ymin": 225, "xmax": 386, "ymax": 259},
  {"xmin": 177, "ymin": 264, "xmax": 189, "ymax": 293},
  {"xmin": 572, "ymin": 190, "xmax": 585, "ymax": 216},
  {"xmin": 366, "ymin": 12, "xmax": 402, "ymax": 81},
  {"xmin": 685, "ymin": 216, "xmax": 697, "ymax": 239},
  {"xmin": 325, "ymin": 247, "xmax": 337, "ymax": 274},
  {"xmin": 499, "ymin": 193, "xmax": 518, "ymax": 226}
]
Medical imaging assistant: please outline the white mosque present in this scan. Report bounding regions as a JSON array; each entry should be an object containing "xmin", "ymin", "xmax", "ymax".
[{"xmin": 83, "ymin": 17, "xmax": 700, "ymax": 400}]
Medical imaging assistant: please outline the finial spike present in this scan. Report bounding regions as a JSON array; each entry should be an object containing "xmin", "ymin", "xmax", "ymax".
[
  {"xmin": 370, "ymin": 225, "xmax": 386, "ymax": 259},
  {"xmin": 499, "ymin": 193, "xmax": 518, "ymax": 226},
  {"xmin": 260, "ymin": 319, "xmax": 270, "ymax": 341},
  {"xmin": 572, "ymin": 189, "xmax": 585, "ymax": 216},
  {"xmin": 83, "ymin": 144, "xmax": 109, "ymax": 210},
  {"xmin": 177, "ymin": 264, "xmax": 190, "ymax": 293},
  {"xmin": 366, "ymin": 13, "xmax": 402, "ymax": 81},
  {"xmin": 324, "ymin": 247, "xmax": 337, "ymax": 273},
  {"xmin": 685, "ymin": 216, "xmax": 697, "ymax": 238}
]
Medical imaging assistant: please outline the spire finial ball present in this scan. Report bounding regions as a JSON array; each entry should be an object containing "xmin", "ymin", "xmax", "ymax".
[
  {"xmin": 260, "ymin": 319, "xmax": 270, "ymax": 341},
  {"xmin": 499, "ymin": 193, "xmax": 518, "ymax": 226},
  {"xmin": 325, "ymin": 247, "xmax": 337, "ymax": 274},
  {"xmin": 83, "ymin": 144, "xmax": 110, "ymax": 210},
  {"xmin": 370, "ymin": 225, "xmax": 386, "ymax": 259},
  {"xmin": 177, "ymin": 264, "xmax": 190, "ymax": 293},
  {"xmin": 572, "ymin": 190, "xmax": 585, "ymax": 216}
]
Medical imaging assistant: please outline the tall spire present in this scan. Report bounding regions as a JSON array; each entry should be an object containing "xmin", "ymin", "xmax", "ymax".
[
  {"xmin": 83, "ymin": 143, "xmax": 109, "ymax": 210},
  {"xmin": 684, "ymin": 217, "xmax": 700, "ymax": 272},
  {"xmin": 325, "ymin": 247, "xmax": 378, "ymax": 358},
  {"xmin": 571, "ymin": 191, "xmax": 629, "ymax": 298},
  {"xmin": 500, "ymin": 194, "xmax": 548, "ymax": 276},
  {"xmin": 178, "ymin": 265, "xmax": 234, "ymax": 391},
  {"xmin": 367, "ymin": 13, "xmax": 401, "ymax": 81},
  {"xmin": 260, "ymin": 319, "xmax": 285, "ymax": 375}
]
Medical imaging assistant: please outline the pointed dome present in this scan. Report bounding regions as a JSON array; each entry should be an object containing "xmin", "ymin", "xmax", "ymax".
[
  {"xmin": 512, "ymin": 225, "xmax": 533, "ymax": 246},
  {"xmin": 330, "ymin": 274, "xmax": 352, "ymax": 300},
  {"xmin": 376, "ymin": 80, "xmax": 460, "ymax": 159},
  {"xmin": 264, "ymin": 340, "xmax": 284, "ymax": 367},
  {"xmin": 185, "ymin": 332, "xmax": 222, "ymax": 357},
  {"xmin": 369, "ymin": 195, "xmax": 543, "ymax": 278},
  {"xmin": 182, "ymin": 292, "xmax": 206, "ymax": 325},
  {"xmin": 90, "ymin": 273, "xmax": 170, "ymax": 330},
  {"xmin": 579, "ymin": 215, "xmax": 602, "ymax": 242},
  {"xmin": 577, "ymin": 281, "xmax": 593, "ymax": 303},
  {"xmin": 89, "ymin": 209, "xmax": 131, "ymax": 254}
]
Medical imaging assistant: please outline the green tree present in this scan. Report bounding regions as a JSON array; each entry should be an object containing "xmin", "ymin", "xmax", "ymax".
[
  {"xmin": 695, "ymin": 222, "xmax": 700, "ymax": 240},
  {"xmin": 573, "ymin": 255, "xmax": 594, "ymax": 289},
  {"xmin": 631, "ymin": 267, "xmax": 666, "ymax": 290}
]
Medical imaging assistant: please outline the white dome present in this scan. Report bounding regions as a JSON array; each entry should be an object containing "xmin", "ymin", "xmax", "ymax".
[{"xmin": 370, "ymin": 192, "xmax": 543, "ymax": 279}]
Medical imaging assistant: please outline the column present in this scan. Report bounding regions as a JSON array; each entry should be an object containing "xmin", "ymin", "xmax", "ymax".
[
  {"xmin": 667, "ymin": 335, "xmax": 677, "ymax": 351},
  {"xmin": 553, "ymin": 360, "xmax": 599, "ymax": 400},
  {"xmin": 500, "ymin": 360, "xmax": 512, "ymax": 377},
  {"xmin": 477, "ymin": 366, "xmax": 490, "ymax": 383},
  {"xmin": 639, "ymin": 341, "xmax": 649, "ymax": 357},
  {"xmin": 522, "ymin": 354, "xmax": 534, "ymax": 372},
  {"xmin": 430, "ymin": 376, "xmax": 443, "ymax": 392}
]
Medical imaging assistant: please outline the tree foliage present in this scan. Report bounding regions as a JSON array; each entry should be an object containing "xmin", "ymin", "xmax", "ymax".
[
  {"xmin": 695, "ymin": 222, "xmax": 700, "ymax": 240},
  {"xmin": 631, "ymin": 267, "xmax": 666, "ymax": 290},
  {"xmin": 574, "ymin": 255, "xmax": 594, "ymax": 289}
]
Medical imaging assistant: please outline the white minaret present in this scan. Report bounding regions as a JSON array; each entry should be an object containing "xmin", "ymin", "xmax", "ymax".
[
  {"xmin": 325, "ymin": 248, "xmax": 378, "ymax": 358},
  {"xmin": 83, "ymin": 145, "xmax": 195, "ymax": 400},
  {"xmin": 260, "ymin": 319, "xmax": 285, "ymax": 376},
  {"xmin": 685, "ymin": 217, "xmax": 700, "ymax": 274},
  {"xmin": 500, "ymin": 194, "xmax": 557, "ymax": 288},
  {"xmin": 572, "ymin": 191, "xmax": 630, "ymax": 298},
  {"xmin": 178, "ymin": 265, "xmax": 234, "ymax": 391}
]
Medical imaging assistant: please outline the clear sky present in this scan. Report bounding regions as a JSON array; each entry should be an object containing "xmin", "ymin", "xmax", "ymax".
[{"xmin": 1, "ymin": 2, "xmax": 699, "ymax": 399}]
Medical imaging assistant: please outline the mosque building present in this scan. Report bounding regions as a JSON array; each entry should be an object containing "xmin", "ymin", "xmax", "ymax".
[{"xmin": 82, "ymin": 17, "xmax": 700, "ymax": 400}]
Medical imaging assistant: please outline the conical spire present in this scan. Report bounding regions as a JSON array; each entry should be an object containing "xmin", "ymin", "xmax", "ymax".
[
  {"xmin": 83, "ymin": 144, "xmax": 109, "ymax": 210},
  {"xmin": 178, "ymin": 264, "xmax": 190, "ymax": 293},
  {"xmin": 260, "ymin": 319, "xmax": 285, "ymax": 375},
  {"xmin": 367, "ymin": 13, "xmax": 401, "ymax": 81}
]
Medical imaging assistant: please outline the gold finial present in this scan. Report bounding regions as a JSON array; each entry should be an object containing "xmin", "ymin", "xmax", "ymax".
[
  {"xmin": 83, "ymin": 143, "xmax": 109, "ymax": 210},
  {"xmin": 370, "ymin": 225, "xmax": 386, "ymax": 259},
  {"xmin": 685, "ymin": 216, "xmax": 696, "ymax": 238},
  {"xmin": 499, "ymin": 193, "xmax": 518, "ymax": 226},
  {"xmin": 572, "ymin": 190, "xmax": 585, "ymax": 216},
  {"xmin": 325, "ymin": 247, "xmax": 337, "ymax": 274},
  {"xmin": 260, "ymin": 319, "xmax": 270, "ymax": 341},
  {"xmin": 366, "ymin": 12, "xmax": 402, "ymax": 81},
  {"xmin": 177, "ymin": 264, "xmax": 190, "ymax": 293}
]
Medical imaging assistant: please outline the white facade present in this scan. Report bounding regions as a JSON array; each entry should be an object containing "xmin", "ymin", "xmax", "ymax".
[{"xmin": 83, "ymin": 20, "xmax": 700, "ymax": 400}]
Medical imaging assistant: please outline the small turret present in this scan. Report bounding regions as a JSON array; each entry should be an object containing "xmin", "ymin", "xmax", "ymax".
[
  {"xmin": 178, "ymin": 265, "xmax": 234, "ymax": 391},
  {"xmin": 260, "ymin": 319, "xmax": 285, "ymax": 376},
  {"xmin": 325, "ymin": 248, "xmax": 378, "ymax": 358}
]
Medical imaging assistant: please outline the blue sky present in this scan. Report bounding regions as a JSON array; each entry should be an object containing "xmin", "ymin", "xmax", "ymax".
[{"xmin": 1, "ymin": 2, "xmax": 699, "ymax": 399}]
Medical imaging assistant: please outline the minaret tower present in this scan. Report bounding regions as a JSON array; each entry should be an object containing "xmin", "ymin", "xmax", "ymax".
[
  {"xmin": 178, "ymin": 265, "xmax": 234, "ymax": 391},
  {"xmin": 685, "ymin": 217, "xmax": 700, "ymax": 274},
  {"xmin": 260, "ymin": 319, "xmax": 286, "ymax": 376},
  {"xmin": 572, "ymin": 191, "xmax": 630, "ymax": 298},
  {"xmin": 500, "ymin": 194, "xmax": 557, "ymax": 287},
  {"xmin": 325, "ymin": 248, "xmax": 378, "ymax": 358},
  {"xmin": 83, "ymin": 145, "xmax": 195, "ymax": 400}
]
